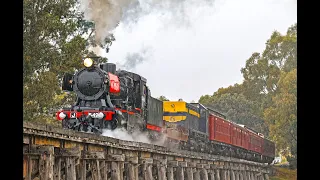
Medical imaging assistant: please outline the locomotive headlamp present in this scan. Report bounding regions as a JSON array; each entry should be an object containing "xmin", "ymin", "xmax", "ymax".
[
  {"xmin": 84, "ymin": 58, "xmax": 94, "ymax": 67},
  {"xmin": 59, "ymin": 112, "xmax": 67, "ymax": 119},
  {"xmin": 96, "ymin": 112, "xmax": 104, "ymax": 119}
]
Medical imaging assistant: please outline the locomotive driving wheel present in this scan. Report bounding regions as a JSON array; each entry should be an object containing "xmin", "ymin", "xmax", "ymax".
[{"xmin": 110, "ymin": 117, "xmax": 118, "ymax": 130}]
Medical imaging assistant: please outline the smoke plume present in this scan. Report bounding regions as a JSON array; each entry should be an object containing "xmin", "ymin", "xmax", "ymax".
[
  {"xmin": 80, "ymin": 0, "xmax": 216, "ymax": 46},
  {"xmin": 115, "ymin": 46, "xmax": 153, "ymax": 70},
  {"xmin": 80, "ymin": 0, "xmax": 132, "ymax": 45},
  {"xmin": 88, "ymin": 46, "xmax": 104, "ymax": 56}
]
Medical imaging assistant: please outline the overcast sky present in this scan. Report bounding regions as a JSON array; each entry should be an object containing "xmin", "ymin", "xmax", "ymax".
[{"xmin": 101, "ymin": 0, "xmax": 297, "ymax": 102}]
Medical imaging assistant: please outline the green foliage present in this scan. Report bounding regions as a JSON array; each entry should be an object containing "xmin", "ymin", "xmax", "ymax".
[
  {"xmin": 23, "ymin": 0, "xmax": 115, "ymax": 123},
  {"xmin": 240, "ymin": 23, "xmax": 297, "ymax": 102},
  {"xmin": 157, "ymin": 96, "xmax": 169, "ymax": 101},
  {"xmin": 264, "ymin": 69, "xmax": 297, "ymax": 168},
  {"xmin": 213, "ymin": 83, "xmax": 245, "ymax": 97},
  {"xmin": 199, "ymin": 95, "xmax": 212, "ymax": 105}
]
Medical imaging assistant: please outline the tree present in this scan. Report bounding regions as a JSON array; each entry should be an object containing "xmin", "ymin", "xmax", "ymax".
[
  {"xmin": 241, "ymin": 23, "xmax": 297, "ymax": 167},
  {"xmin": 157, "ymin": 95, "xmax": 169, "ymax": 101},
  {"xmin": 264, "ymin": 69, "xmax": 297, "ymax": 168},
  {"xmin": 23, "ymin": 0, "xmax": 115, "ymax": 124},
  {"xmin": 240, "ymin": 23, "xmax": 297, "ymax": 104},
  {"xmin": 199, "ymin": 95, "xmax": 213, "ymax": 105},
  {"xmin": 213, "ymin": 83, "xmax": 245, "ymax": 97}
]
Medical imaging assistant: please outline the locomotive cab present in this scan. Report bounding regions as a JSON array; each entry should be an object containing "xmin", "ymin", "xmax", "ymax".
[
  {"xmin": 96, "ymin": 63, "xmax": 150, "ymax": 131},
  {"xmin": 109, "ymin": 70, "xmax": 149, "ymax": 112}
]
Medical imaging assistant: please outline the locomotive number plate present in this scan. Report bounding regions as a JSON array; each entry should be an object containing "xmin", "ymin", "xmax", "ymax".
[
  {"xmin": 89, "ymin": 112, "xmax": 100, "ymax": 118},
  {"xmin": 70, "ymin": 112, "xmax": 76, "ymax": 118}
]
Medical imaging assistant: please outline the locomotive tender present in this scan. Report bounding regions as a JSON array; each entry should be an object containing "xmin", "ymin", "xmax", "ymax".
[{"xmin": 56, "ymin": 57, "xmax": 275, "ymax": 164}]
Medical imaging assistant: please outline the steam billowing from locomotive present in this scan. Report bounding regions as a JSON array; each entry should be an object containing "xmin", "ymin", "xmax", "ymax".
[
  {"xmin": 115, "ymin": 46, "xmax": 153, "ymax": 70},
  {"xmin": 79, "ymin": 0, "xmax": 132, "ymax": 45},
  {"xmin": 79, "ymin": 0, "xmax": 217, "ymax": 46}
]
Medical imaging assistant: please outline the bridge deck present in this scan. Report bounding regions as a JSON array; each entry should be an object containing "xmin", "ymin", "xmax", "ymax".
[{"xmin": 23, "ymin": 121, "xmax": 270, "ymax": 180}]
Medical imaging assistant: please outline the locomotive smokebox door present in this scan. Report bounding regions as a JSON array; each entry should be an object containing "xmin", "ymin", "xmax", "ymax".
[{"xmin": 62, "ymin": 73, "xmax": 73, "ymax": 91}]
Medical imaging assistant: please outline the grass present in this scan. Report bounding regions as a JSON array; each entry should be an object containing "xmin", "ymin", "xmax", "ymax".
[{"xmin": 270, "ymin": 166, "xmax": 297, "ymax": 180}]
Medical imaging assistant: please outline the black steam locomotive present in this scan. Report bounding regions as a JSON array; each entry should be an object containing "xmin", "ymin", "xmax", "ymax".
[{"xmin": 56, "ymin": 57, "xmax": 155, "ymax": 135}]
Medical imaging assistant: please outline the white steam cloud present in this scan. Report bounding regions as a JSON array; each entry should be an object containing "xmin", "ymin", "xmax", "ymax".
[
  {"xmin": 80, "ymin": 0, "xmax": 132, "ymax": 45},
  {"xmin": 116, "ymin": 46, "xmax": 153, "ymax": 70},
  {"xmin": 80, "ymin": 0, "xmax": 216, "ymax": 57},
  {"xmin": 102, "ymin": 127, "xmax": 151, "ymax": 143},
  {"xmin": 102, "ymin": 127, "xmax": 167, "ymax": 146}
]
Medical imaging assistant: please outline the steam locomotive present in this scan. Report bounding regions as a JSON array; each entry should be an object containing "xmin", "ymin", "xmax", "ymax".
[
  {"xmin": 56, "ymin": 57, "xmax": 150, "ymax": 134},
  {"xmin": 56, "ymin": 57, "xmax": 275, "ymax": 164}
]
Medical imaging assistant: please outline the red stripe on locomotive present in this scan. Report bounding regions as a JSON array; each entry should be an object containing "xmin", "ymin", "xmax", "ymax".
[
  {"xmin": 146, "ymin": 124, "xmax": 162, "ymax": 132},
  {"xmin": 56, "ymin": 110, "xmax": 115, "ymax": 121},
  {"xmin": 115, "ymin": 108, "xmax": 135, "ymax": 115},
  {"xmin": 135, "ymin": 108, "xmax": 142, "ymax": 112}
]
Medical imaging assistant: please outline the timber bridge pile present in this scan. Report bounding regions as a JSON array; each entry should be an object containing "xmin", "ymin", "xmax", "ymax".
[{"xmin": 23, "ymin": 122, "xmax": 271, "ymax": 180}]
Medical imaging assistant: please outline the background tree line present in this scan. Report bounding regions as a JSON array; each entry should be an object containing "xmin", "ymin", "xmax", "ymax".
[
  {"xmin": 23, "ymin": 0, "xmax": 114, "ymax": 126},
  {"xmin": 199, "ymin": 23, "xmax": 297, "ymax": 168}
]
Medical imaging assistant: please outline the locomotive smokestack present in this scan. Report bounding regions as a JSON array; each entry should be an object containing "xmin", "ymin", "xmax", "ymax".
[{"xmin": 100, "ymin": 63, "xmax": 116, "ymax": 74}]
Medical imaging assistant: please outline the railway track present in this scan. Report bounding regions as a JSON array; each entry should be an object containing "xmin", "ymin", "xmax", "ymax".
[{"xmin": 23, "ymin": 121, "xmax": 271, "ymax": 180}]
